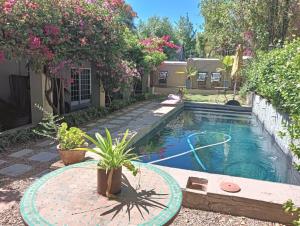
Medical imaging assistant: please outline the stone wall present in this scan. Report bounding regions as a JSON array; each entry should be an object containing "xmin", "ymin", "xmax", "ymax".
[{"xmin": 251, "ymin": 93, "xmax": 299, "ymax": 165}]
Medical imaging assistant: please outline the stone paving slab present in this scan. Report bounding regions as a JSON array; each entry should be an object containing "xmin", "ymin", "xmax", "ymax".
[
  {"xmin": 108, "ymin": 119, "xmax": 126, "ymax": 124},
  {"xmin": 117, "ymin": 116, "xmax": 133, "ymax": 120},
  {"xmin": 28, "ymin": 152, "xmax": 58, "ymax": 162},
  {"xmin": 86, "ymin": 122, "xmax": 97, "ymax": 128},
  {"xmin": 100, "ymin": 124, "xmax": 119, "ymax": 129},
  {"xmin": 0, "ymin": 164, "xmax": 32, "ymax": 177},
  {"xmin": 35, "ymin": 140, "xmax": 53, "ymax": 148},
  {"xmin": 9, "ymin": 149, "xmax": 34, "ymax": 158}
]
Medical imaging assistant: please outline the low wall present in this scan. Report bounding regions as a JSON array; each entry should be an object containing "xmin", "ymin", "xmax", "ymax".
[
  {"xmin": 152, "ymin": 86, "xmax": 234, "ymax": 95},
  {"xmin": 251, "ymin": 93, "xmax": 299, "ymax": 166}
]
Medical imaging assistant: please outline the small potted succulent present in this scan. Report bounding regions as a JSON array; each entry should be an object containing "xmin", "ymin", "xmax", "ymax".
[
  {"xmin": 33, "ymin": 105, "xmax": 87, "ymax": 165},
  {"xmin": 77, "ymin": 129, "xmax": 138, "ymax": 198}
]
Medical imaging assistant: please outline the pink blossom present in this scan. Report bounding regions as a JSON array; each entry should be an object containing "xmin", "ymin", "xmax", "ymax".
[
  {"xmin": 3, "ymin": 0, "xmax": 16, "ymax": 13},
  {"xmin": 80, "ymin": 37, "xmax": 87, "ymax": 46},
  {"xmin": 29, "ymin": 35, "xmax": 41, "ymax": 49},
  {"xmin": 26, "ymin": 2, "xmax": 39, "ymax": 10},
  {"xmin": 0, "ymin": 51, "xmax": 5, "ymax": 62},
  {"xmin": 42, "ymin": 47, "xmax": 54, "ymax": 60},
  {"xmin": 75, "ymin": 6, "xmax": 84, "ymax": 14},
  {"xmin": 79, "ymin": 20, "xmax": 85, "ymax": 30},
  {"xmin": 44, "ymin": 24, "xmax": 60, "ymax": 36},
  {"xmin": 243, "ymin": 48, "xmax": 253, "ymax": 57}
]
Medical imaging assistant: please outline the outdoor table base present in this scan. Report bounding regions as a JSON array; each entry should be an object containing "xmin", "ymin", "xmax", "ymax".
[{"xmin": 20, "ymin": 161, "xmax": 182, "ymax": 226}]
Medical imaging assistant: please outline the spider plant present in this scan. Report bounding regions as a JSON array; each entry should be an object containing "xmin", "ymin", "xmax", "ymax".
[{"xmin": 77, "ymin": 129, "xmax": 138, "ymax": 197}]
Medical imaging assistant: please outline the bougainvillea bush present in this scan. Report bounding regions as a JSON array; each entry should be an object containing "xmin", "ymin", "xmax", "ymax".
[
  {"xmin": 0, "ymin": 0, "xmax": 139, "ymax": 110},
  {"xmin": 0, "ymin": 0, "xmax": 179, "ymax": 111}
]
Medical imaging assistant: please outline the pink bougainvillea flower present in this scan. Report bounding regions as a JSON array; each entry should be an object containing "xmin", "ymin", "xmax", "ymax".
[
  {"xmin": 80, "ymin": 37, "xmax": 87, "ymax": 46},
  {"xmin": 42, "ymin": 47, "xmax": 54, "ymax": 60},
  {"xmin": 243, "ymin": 47, "xmax": 253, "ymax": 57},
  {"xmin": 29, "ymin": 35, "xmax": 41, "ymax": 49},
  {"xmin": 3, "ymin": 0, "xmax": 16, "ymax": 13},
  {"xmin": 44, "ymin": 24, "xmax": 60, "ymax": 36},
  {"xmin": 79, "ymin": 20, "xmax": 85, "ymax": 30},
  {"xmin": 75, "ymin": 6, "xmax": 84, "ymax": 14},
  {"xmin": 26, "ymin": 1, "xmax": 39, "ymax": 10},
  {"xmin": 0, "ymin": 51, "xmax": 6, "ymax": 62}
]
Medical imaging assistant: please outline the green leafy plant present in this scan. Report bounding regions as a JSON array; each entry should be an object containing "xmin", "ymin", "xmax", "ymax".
[
  {"xmin": 32, "ymin": 104, "xmax": 63, "ymax": 141},
  {"xmin": 186, "ymin": 65, "xmax": 198, "ymax": 78},
  {"xmin": 57, "ymin": 123, "xmax": 86, "ymax": 150},
  {"xmin": 77, "ymin": 129, "xmax": 138, "ymax": 197},
  {"xmin": 283, "ymin": 200, "xmax": 300, "ymax": 226},
  {"xmin": 33, "ymin": 105, "xmax": 85, "ymax": 150}
]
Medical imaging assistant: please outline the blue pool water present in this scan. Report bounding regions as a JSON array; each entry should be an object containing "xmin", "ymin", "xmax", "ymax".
[{"xmin": 136, "ymin": 109, "xmax": 300, "ymax": 185}]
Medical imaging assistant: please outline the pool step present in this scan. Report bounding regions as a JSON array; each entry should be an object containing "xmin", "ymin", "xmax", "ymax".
[
  {"xmin": 192, "ymin": 110, "xmax": 253, "ymax": 119},
  {"xmin": 184, "ymin": 102, "xmax": 252, "ymax": 114}
]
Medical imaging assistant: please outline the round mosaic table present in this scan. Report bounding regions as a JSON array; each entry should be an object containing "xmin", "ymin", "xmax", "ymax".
[{"xmin": 20, "ymin": 161, "xmax": 182, "ymax": 226}]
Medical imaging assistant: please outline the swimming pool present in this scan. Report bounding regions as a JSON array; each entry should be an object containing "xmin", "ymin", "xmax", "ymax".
[{"xmin": 136, "ymin": 108, "xmax": 300, "ymax": 185}]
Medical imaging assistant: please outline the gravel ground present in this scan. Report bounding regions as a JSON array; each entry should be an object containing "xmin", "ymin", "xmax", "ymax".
[
  {"xmin": 172, "ymin": 207, "xmax": 282, "ymax": 226},
  {"xmin": 0, "ymin": 177, "xmax": 283, "ymax": 226}
]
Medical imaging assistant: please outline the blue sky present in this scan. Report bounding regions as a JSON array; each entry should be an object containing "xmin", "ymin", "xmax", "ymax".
[{"xmin": 126, "ymin": 0, "xmax": 204, "ymax": 30}]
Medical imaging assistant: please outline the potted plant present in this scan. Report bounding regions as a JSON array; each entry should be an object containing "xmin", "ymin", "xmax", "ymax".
[
  {"xmin": 56, "ymin": 123, "xmax": 87, "ymax": 165},
  {"xmin": 77, "ymin": 129, "xmax": 138, "ymax": 198},
  {"xmin": 33, "ymin": 105, "xmax": 87, "ymax": 165}
]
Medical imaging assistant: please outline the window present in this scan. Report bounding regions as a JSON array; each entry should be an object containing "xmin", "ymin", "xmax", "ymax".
[
  {"xmin": 197, "ymin": 72, "xmax": 208, "ymax": 81},
  {"xmin": 159, "ymin": 71, "xmax": 168, "ymax": 85},
  {"xmin": 211, "ymin": 72, "xmax": 221, "ymax": 82},
  {"xmin": 71, "ymin": 68, "xmax": 91, "ymax": 106}
]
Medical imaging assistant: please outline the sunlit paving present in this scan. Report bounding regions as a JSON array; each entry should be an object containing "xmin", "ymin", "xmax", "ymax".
[{"xmin": 0, "ymin": 0, "xmax": 299, "ymax": 225}]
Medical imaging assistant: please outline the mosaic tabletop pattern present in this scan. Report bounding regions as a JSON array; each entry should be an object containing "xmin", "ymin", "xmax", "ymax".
[{"xmin": 20, "ymin": 161, "xmax": 182, "ymax": 226}]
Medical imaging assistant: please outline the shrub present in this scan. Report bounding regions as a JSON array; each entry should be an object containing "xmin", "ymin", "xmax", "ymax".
[
  {"xmin": 243, "ymin": 38, "xmax": 300, "ymax": 168},
  {"xmin": 243, "ymin": 39, "xmax": 300, "ymax": 225}
]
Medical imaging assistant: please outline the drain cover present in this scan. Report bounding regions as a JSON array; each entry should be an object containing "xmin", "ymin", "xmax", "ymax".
[{"xmin": 220, "ymin": 182, "xmax": 241, "ymax": 193}]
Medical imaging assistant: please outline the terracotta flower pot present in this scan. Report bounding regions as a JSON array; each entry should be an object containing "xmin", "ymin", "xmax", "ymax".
[
  {"xmin": 57, "ymin": 145, "xmax": 86, "ymax": 165},
  {"xmin": 97, "ymin": 167, "xmax": 122, "ymax": 196}
]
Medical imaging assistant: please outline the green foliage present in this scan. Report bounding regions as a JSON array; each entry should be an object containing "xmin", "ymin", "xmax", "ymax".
[
  {"xmin": 217, "ymin": 56, "xmax": 234, "ymax": 74},
  {"xmin": 175, "ymin": 13, "xmax": 196, "ymax": 58},
  {"xmin": 57, "ymin": 123, "xmax": 86, "ymax": 150},
  {"xmin": 200, "ymin": 0, "xmax": 298, "ymax": 55},
  {"xmin": 63, "ymin": 107, "xmax": 108, "ymax": 127},
  {"xmin": 195, "ymin": 32, "xmax": 207, "ymax": 57},
  {"xmin": 32, "ymin": 104, "xmax": 63, "ymax": 140},
  {"xmin": 0, "ymin": 127, "xmax": 40, "ymax": 151},
  {"xmin": 242, "ymin": 39, "xmax": 300, "ymax": 170},
  {"xmin": 78, "ymin": 129, "xmax": 138, "ymax": 175},
  {"xmin": 186, "ymin": 65, "xmax": 198, "ymax": 77},
  {"xmin": 283, "ymin": 200, "xmax": 300, "ymax": 226}
]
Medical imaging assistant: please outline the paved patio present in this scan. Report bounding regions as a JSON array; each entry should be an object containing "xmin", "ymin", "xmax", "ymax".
[{"xmin": 0, "ymin": 100, "xmax": 181, "ymax": 225}]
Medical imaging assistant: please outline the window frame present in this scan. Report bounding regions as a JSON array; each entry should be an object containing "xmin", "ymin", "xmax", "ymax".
[
  {"xmin": 158, "ymin": 71, "xmax": 168, "ymax": 85},
  {"xmin": 197, "ymin": 72, "xmax": 208, "ymax": 82},
  {"xmin": 211, "ymin": 72, "xmax": 222, "ymax": 82},
  {"xmin": 70, "ymin": 67, "xmax": 92, "ymax": 107}
]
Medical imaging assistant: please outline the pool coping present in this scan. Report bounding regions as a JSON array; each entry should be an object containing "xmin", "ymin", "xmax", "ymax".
[
  {"xmin": 133, "ymin": 101, "xmax": 300, "ymax": 224},
  {"xmin": 154, "ymin": 164, "xmax": 300, "ymax": 224}
]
